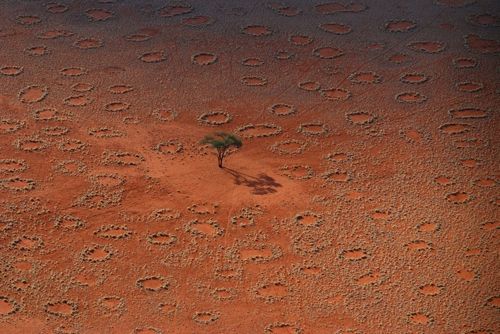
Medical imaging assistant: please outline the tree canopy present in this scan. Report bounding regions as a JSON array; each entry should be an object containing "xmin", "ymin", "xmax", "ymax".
[{"xmin": 201, "ymin": 132, "xmax": 242, "ymax": 168}]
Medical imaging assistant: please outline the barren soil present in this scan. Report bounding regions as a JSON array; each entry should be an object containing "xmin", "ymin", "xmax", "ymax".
[{"xmin": 0, "ymin": 0, "xmax": 499, "ymax": 333}]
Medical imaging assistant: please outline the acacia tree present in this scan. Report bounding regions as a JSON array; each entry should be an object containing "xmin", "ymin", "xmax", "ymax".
[{"xmin": 201, "ymin": 132, "xmax": 243, "ymax": 168}]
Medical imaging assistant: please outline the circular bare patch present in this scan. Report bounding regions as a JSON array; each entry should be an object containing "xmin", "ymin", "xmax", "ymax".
[
  {"xmin": 242, "ymin": 25, "xmax": 272, "ymax": 36},
  {"xmin": 64, "ymin": 95, "xmax": 92, "ymax": 107},
  {"xmin": 0, "ymin": 119, "xmax": 25, "ymax": 134},
  {"xmin": 467, "ymin": 13, "xmax": 500, "ymax": 27},
  {"xmin": 158, "ymin": 4, "xmax": 193, "ymax": 17},
  {"xmin": 407, "ymin": 41, "xmax": 446, "ymax": 53},
  {"xmin": 11, "ymin": 235, "xmax": 43, "ymax": 250},
  {"xmin": 400, "ymin": 72, "xmax": 429, "ymax": 84},
  {"xmin": 192, "ymin": 52, "xmax": 218, "ymax": 65},
  {"xmin": 446, "ymin": 191, "xmax": 472, "ymax": 204},
  {"xmin": 321, "ymin": 169, "xmax": 351, "ymax": 183},
  {"xmin": 265, "ymin": 323, "xmax": 302, "ymax": 334},
  {"xmin": 123, "ymin": 116, "xmax": 141, "ymax": 124},
  {"xmin": 147, "ymin": 232, "xmax": 177, "ymax": 246},
  {"xmin": 73, "ymin": 38, "xmax": 103, "ymax": 49},
  {"xmin": 42, "ymin": 126, "xmax": 69, "ymax": 136},
  {"xmin": 140, "ymin": 51, "xmax": 167, "ymax": 63},
  {"xmin": 289, "ymin": 34, "xmax": 313, "ymax": 46},
  {"xmin": 268, "ymin": 3, "xmax": 302, "ymax": 16},
  {"xmin": 185, "ymin": 219, "xmax": 224, "ymax": 238},
  {"xmin": 0, "ymin": 66, "xmax": 23, "ymax": 76},
  {"xmin": 33, "ymin": 108, "xmax": 64, "ymax": 121},
  {"xmin": 0, "ymin": 296, "xmax": 20, "ymax": 316},
  {"xmin": 136, "ymin": 276, "xmax": 169, "ymax": 291},
  {"xmin": 197, "ymin": 111, "xmax": 232, "ymax": 125},
  {"xmin": 292, "ymin": 230, "xmax": 331, "ymax": 256},
  {"xmin": 312, "ymin": 46, "xmax": 344, "ymax": 59},
  {"xmin": 44, "ymin": 301, "xmax": 77, "ymax": 317},
  {"xmin": 24, "ymin": 45, "xmax": 50, "ymax": 57},
  {"xmin": 192, "ymin": 311, "xmax": 220, "ymax": 325},
  {"xmin": 452, "ymin": 57, "xmax": 477, "ymax": 68},
  {"xmin": 325, "ymin": 152, "xmax": 352, "ymax": 162},
  {"xmin": 486, "ymin": 296, "xmax": 500, "ymax": 308},
  {"xmin": 16, "ymin": 15, "xmax": 42, "ymax": 25},
  {"xmin": 85, "ymin": 8, "xmax": 115, "ymax": 21},
  {"xmin": 72, "ymin": 83, "xmax": 94, "ymax": 93},
  {"xmin": 60, "ymin": 67, "xmax": 87, "ymax": 77},
  {"xmin": 294, "ymin": 211, "xmax": 323, "ymax": 227},
  {"xmin": 53, "ymin": 160, "xmax": 87, "ymax": 175},
  {"xmin": 268, "ymin": 103, "xmax": 297, "ymax": 116},
  {"xmin": 384, "ymin": 20, "xmax": 417, "ymax": 32},
  {"xmin": 154, "ymin": 140, "xmax": 183, "ymax": 155},
  {"xmin": 94, "ymin": 225, "xmax": 131, "ymax": 239},
  {"xmin": 99, "ymin": 296, "xmax": 125, "ymax": 314},
  {"xmin": 408, "ymin": 312, "xmax": 432, "ymax": 325},
  {"xmin": 319, "ymin": 22, "xmax": 352, "ymax": 35},
  {"xmin": 1, "ymin": 177, "xmax": 36, "ymax": 192},
  {"xmin": 298, "ymin": 81, "xmax": 321, "ymax": 91},
  {"xmin": 81, "ymin": 244, "xmax": 115, "ymax": 262},
  {"xmin": 395, "ymin": 91, "xmax": 427, "ymax": 104},
  {"xmin": 439, "ymin": 123, "xmax": 472, "ymax": 135},
  {"xmin": 340, "ymin": 248, "xmax": 369, "ymax": 261},
  {"xmin": 388, "ymin": 53, "xmax": 412, "ymax": 64},
  {"xmin": 455, "ymin": 81, "xmax": 483, "ymax": 93},
  {"xmin": 253, "ymin": 280, "xmax": 290, "ymax": 302},
  {"xmin": 102, "ymin": 150, "xmax": 145, "ymax": 166},
  {"xmin": 105, "ymin": 101, "xmax": 130, "ymax": 112},
  {"xmin": 125, "ymin": 32, "xmax": 152, "ymax": 42},
  {"xmin": 37, "ymin": 29, "xmax": 74, "ymax": 39},
  {"xmin": 346, "ymin": 111, "xmax": 375, "ymax": 125},
  {"xmin": 109, "ymin": 85, "xmax": 134, "ymax": 94},
  {"xmin": 275, "ymin": 50, "xmax": 295, "ymax": 60},
  {"xmin": 297, "ymin": 122, "xmax": 329, "ymax": 136},
  {"xmin": 235, "ymin": 123, "xmax": 282, "ymax": 138},
  {"xmin": 134, "ymin": 327, "xmax": 162, "ymax": 334},
  {"xmin": 58, "ymin": 138, "xmax": 87, "ymax": 152},
  {"xmin": 14, "ymin": 136, "xmax": 49, "ymax": 152},
  {"xmin": 448, "ymin": 107, "xmax": 487, "ymax": 119},
  {"xmin": 320, "ymin": 88, "xmax": 351, "ymax": 101},
  {"xmin": 89, "ymin": 173, "xmax": 126, "ymax": 188},
  {"xmin": 348, "ymin": 71, "xmax": 382, "ymax": 84},
  {"xmin": 148, "ymin": 209, "xmax": 180, "ymax": 224},
  {"xmin": 435, "ymin": 0, "xmax": 476, "ymax": 7},
  {"xmin": 315, "ymin": 2, "xmax": 367, "ymax": 14},
  {"xmin": 18, "ymin": 85, "xmax": 48, "ymax": 103},
  {"xmin": 279, "ymin": 164, "xmax": 313, "ymax": 180},
  {"xmin": 88, "ymin": 127, "xmax": 125, "ymax": 138},
  {"xmin": 271, "ymin": 139, "xmax": 306, "ymax": 155},
  {"xmin": 241, "ymin": 57, "xmax": 264, "ymax": 67},
  {"xmin": 241, "ymin": 76, "xmax": 268, "ymax": 86},
  {"xmin": 0, "ymin": 159, "xmax": 27, "ymax": 173},
  {"xmin": 182, "ymin": 15, "xmax": 215, "ymax": 27},
  {"xmin": 152, "ymin": 108, "xmax": 177, "ymax": 122},
  {"xmin": 55, "ymin": 215, "xmax": 85, "ymax": 230},
  {"xmin": 188, "ymin": 202, "xmax": 218, "ymax": 215},
  {"xmin": 46, "ymin": 3, "xmax": 68, "ymax": 14}
]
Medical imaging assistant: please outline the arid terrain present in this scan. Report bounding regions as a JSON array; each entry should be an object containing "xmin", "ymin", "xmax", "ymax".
[{"xmin": 0, "ymin": 0, "xmax": 499, "ymax": 333}]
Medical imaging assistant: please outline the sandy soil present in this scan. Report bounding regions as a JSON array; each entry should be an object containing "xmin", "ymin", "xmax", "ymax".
[{"xmin": 0, "ymin": 0, "xmax": 499, "ymax": 333}]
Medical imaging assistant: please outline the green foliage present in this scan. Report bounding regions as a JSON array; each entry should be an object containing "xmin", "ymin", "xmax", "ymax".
[{"xmin": 201, "ymin": 132, "xmax": 242, "ymax": 168}]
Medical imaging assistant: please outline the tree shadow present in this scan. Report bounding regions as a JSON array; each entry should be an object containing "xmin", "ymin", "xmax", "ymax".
[{"xmin": 223, "ymin": 168, "xmax": 282, "ymax": 195}]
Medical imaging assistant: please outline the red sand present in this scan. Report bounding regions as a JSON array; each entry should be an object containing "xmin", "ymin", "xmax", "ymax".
[{"xmin": 0, "ymin": 0, "xmax": 499, "ymax": 333}]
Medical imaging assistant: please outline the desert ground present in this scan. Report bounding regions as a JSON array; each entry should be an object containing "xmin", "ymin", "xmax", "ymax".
[{"xmin": 0, "ymin": 0, "xmax": 499, "ymax": 333}]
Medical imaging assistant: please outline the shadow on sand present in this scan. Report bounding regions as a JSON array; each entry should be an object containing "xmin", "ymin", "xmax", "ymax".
[{"xmin": 223, "ymin": 167, "xmax": 282, "ymax": 195}]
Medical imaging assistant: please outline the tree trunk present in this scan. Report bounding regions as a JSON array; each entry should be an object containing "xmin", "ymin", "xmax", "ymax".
[
  {"xmin": 217, "ymin": 148, "xmax": 227, "ymax": 168},
  {"xmin": 218, "ymin": 152, "xmax": 223, "ymax": 168}
]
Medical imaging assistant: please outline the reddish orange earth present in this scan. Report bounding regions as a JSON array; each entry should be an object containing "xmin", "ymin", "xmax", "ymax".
[{"xmin": 0, "ymin": 0, "xmax": 499, "ymax": 333}]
